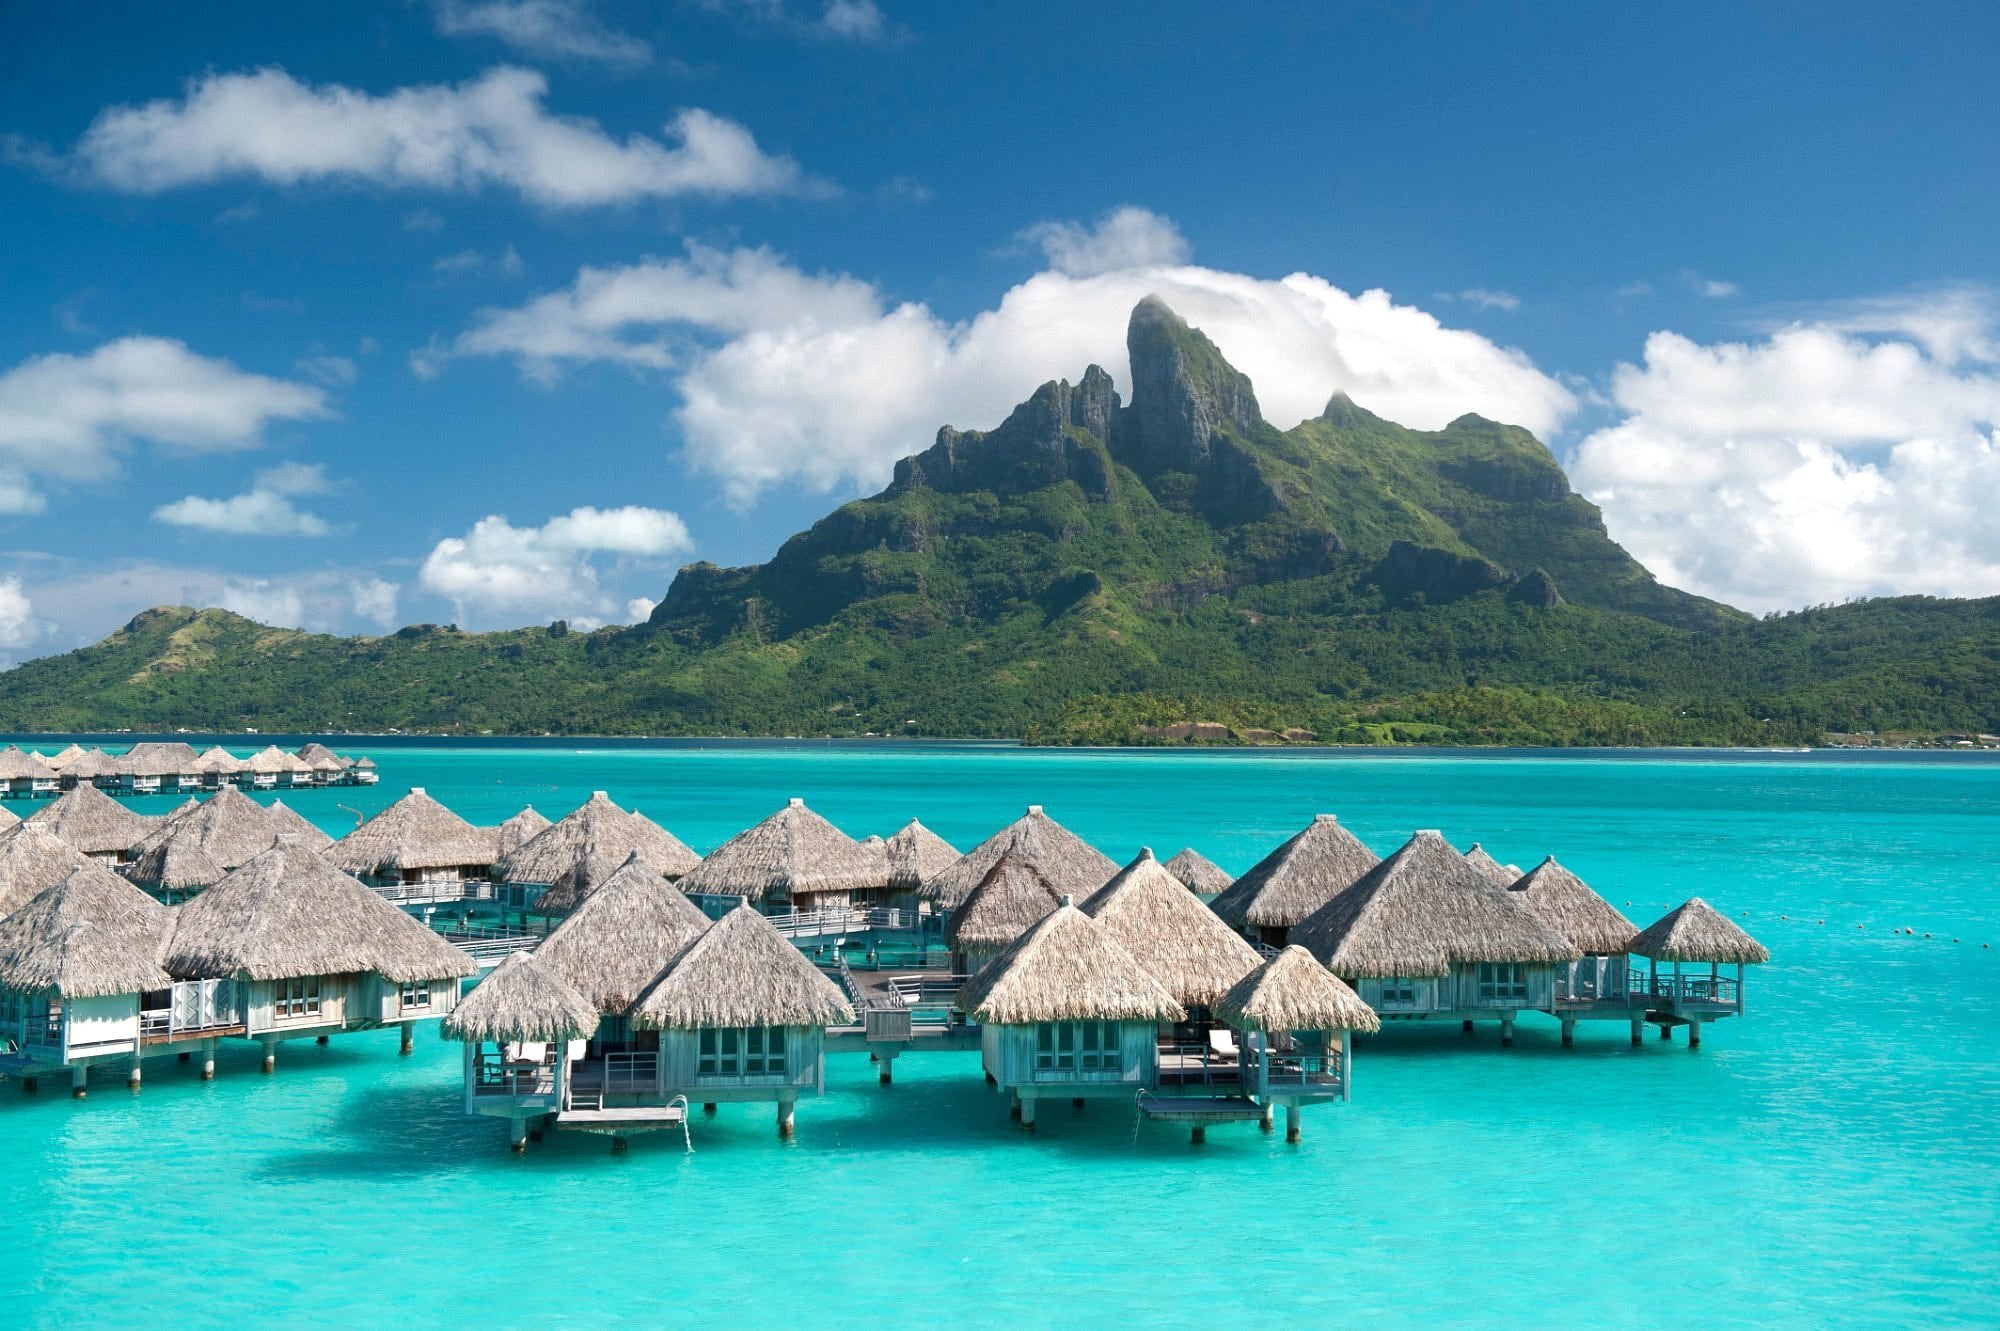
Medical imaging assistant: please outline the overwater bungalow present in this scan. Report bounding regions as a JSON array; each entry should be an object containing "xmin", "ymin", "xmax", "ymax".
[
  {"xmin": 240, "ymin": 746, "xmax": 291, "ymax": 790},
  {"xmin": 294, "ymin": 743, "xmax": 350, "ymax": 774},
  {"xmin": 266, "ymin": 799, "xmax": 334, "ymax": 852},
  {"xmin": 1507, "ymin": 857, "xmax": 1643, "ymax": 1043},
  {"xmin": 944, "ymin": 850, "xmax": 1063, "ymax": 977},
  {"xmin": 0, "ymin": 863, "xmax": 244, "ymax": 1093},
  {"xmin": 496, "ymin": 791, "xmax": 698, "ymax": 915},
  {"xmin": 160, "ymin": 840, "xmax": 474, "ymax": 1067},
  {"xmin": 192, "ymin": 746, "xmax": 249, "ymax": 789},
  {"xmin": 1082, "ymin": 849, "xmax": 1262, "ymax": 1017},
  {"xmin": 62, "ymin": 748, "xmax": 117, "ymax": 789},
  {"xmin": 923, "ymin": 805, "xmax": 1119, "ymax": 917},
  {"xmin": 883, "ymin": 819, "xmax": 960, "ymax": 915},
  {"xmin": 0, "ymin": 823, "xmax": 93, "ymax": 918},
  {"xmin": 1209, "ymin": 814, "xmax": 1380, "ymax": 949},
  {"xmin": 1289, "ymin": 829, "xmax": 1581, "ymax": 1045},
  {"xmin": 491, "ymin": 806, "xmax": 552, "ymax": 863},
  {"xmin": 959, "ymin": 900, "xmax": 1183, "ymax": 1131},
  {"xmin": 324, "ymin": 787, "xmax": 495, "ymax": 894},
  {"xmin": 1628, "ymin": 898, "xmax": 1770, "ymax": 1046},
  {"xmin": 675, "ymin": 798, "xmax": 884, "ymax": 916},
  {"xmin": 41, "ymin": 743, "xmax": 86, "ymax": 772},
  {"xmin": 24, "ymin": 784, "xmax": 155, "ymax": 863},
  {"xmin": 118, "ymin": 742, "xmax": 204, "ymax": 795},
  {"xmin": 1163, "ymin": 847, "xmax": 1233, "ymax": 898},
  {"xmin": 1462, "ymin": 843, "xmax": 1520, "ymax": 887},
  {"xmin": 0, "ymin": 747, "xmax": 60, "ymax": 799},
  {"xmin": 1214, "ymin": 945, "xmax": 1379, "ymax": 1140},
  {"xmin": 124, "ymin": 786, "xmax": 285, "ymax": 900},
  {"xmin": 629, "ymin": 903, "xmax": 855, "ymax": 1138},
  {"xmin": 351, "ymin": 756, "xmax": 379, "ymax": 785},
  {"xmin": 442, "ymin": 952, "xmax": 600, "ymax": 1150}
]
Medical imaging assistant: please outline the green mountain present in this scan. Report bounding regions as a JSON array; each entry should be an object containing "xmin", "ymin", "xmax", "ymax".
[{"xmin": 4, "ymin": 297, "xmax": 1996, "ymax": 746}]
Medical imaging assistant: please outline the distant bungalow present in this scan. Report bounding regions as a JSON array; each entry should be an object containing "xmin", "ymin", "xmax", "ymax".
[
  {"xmin": 1210, "ymin": 814, "xmax": 1380, "ymax": 949},
  {"xmin": 676, "ymin": 798, "xmax": 885, "ymax": 916},
  {"xmin": 496, "ymin": 791, "xmax": 699, "ymax": 918},
  {"xmin": 923, "ymin": 805, "xmax": 1119, "ymax": 919},
  {"xmin": 25, "ymin": 785, "xmax": 156, "ymax": 864},
  {"xmin": 325, "ymin": 788, "xmax": 496, "ymax": 893},
  {"xmin": 1163, "ymin": 847, "xmax": 1234, "ymax": 898},
  {"xmin": 0, "ymin": 742, "xmax": 380, "ymax": 800}
]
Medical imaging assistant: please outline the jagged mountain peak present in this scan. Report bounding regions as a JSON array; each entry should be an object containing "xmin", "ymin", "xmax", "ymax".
[
  {"xmin": 1121, "ymin": 295, "xmax": 1263, "ymax": 475},
  {"xmin": 1318, "ymin": 390, "xmax": 1384, "ymax": 428}
]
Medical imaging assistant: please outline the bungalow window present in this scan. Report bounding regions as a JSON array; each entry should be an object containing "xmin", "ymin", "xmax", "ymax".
[
  {"xmin": 698, "ymin": 1027, "xmax": 787, "ymax": 1076},
  {"xmin": 1477, "ymin": 962, "xmax": 1528, "ymax": 1004},
  {"xmin": 1377, "ymin": 977, "xmax": 1418, "ymax": 1006},
  {"xmin": 273, "ymin": 977, "xmax": 322, "ymax": 1020},
  {"xmin": 400, "ymin": 981, "xmax": 431, "ymax": 1011},
  {"xmin": 1035, "ymin": 1021, "xmax": 1122, "ymax": 1074}
]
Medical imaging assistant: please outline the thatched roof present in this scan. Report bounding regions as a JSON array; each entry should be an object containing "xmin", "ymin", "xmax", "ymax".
[
  {"xmin": 324, "ymin": 787, "xmax": 494, "ymax": 874},
  {"xmin": 1215, "ymin": 945, "xmax": 1379, "ymax": 1035},
  {"xmin": 241, "ymin": 745, "xmax": 294, "ymax": 775},
  {"xmin": 945, "ymin": 850, "xmax": 1062, "ymax": 951},
  {"xmin": 531, "ymin": 851, "xmax": 621, "ymax": 917},
  {"xmin": 162, "ymin": 841, "xmax": 475, "ymax": 983},
  {"xmin": 41, "ymin": 743, "xmax": 86, "ymax": 770},
  {"xmin": 124, "ymin": 832, "xmax": 231, "ymax": 891},
  {"xmin": 0, "ymin": 805, "xmax": 18, "ymax": 830},
  {"xmin": 296, "ymin": 743, "xmax": 352, "ymax": 770},
  {"xmin": 441, "ymin": 951, "xmax": 598, "ymax": 1044},
  {"xmin": 0, "ymin": 822, "xmax": 94, "ymax": 918},
  {"xmin": 265, "ymin": 799, "xmax": 334, "ymax": 851},
  {"xmin": 1081, "ymin": 848, "xmax": 1263, "ymax": 1007},
  {"xmin": 1462, "ymin": 844, "xmax": 1518, "ymax": 887},
  {"xmin": 0, "ymin": 863, "xmax": 176, "ymax": 997},
  {"xmin": 492, "ymin": 806, "xmax": 553, "ymax": 860},
  {"xmin": 0, "ymin": 746, "xmax": 58, "ymax": 780},
  {"xmin": 959, "ymin": 902, "xmax": 1185, "ymax": 1026},
  {"xmin": 1163, "ymin": 847, "xmax": 1233, "ymax": 895},
  {"xmin": 24, "ymin": 783, "xmax": 155, "ymax": 856},
  {"xmin": 674, "ymin": 798, "xmax": 884, "ymax": 901},
  {"xmin": 534, "ymin": 853, "xmax": 711, "ymax": 1013},
  {"xmin": 119, "ymin": 742, "xmax": 201, "ymax": 776},
  {"xmin": 630, "ymin": 903, "xmax": 854, "ymax": 1030},
  {"xmin": 498, "ymin": 791, "xmax": 698, "ymax": 884},
  {"xmin": 924, "ymin": 805, "xmax": 1118, "ymax": 908},
  {"xmin": 1209, "ymin": 814, "xmax": 1381, "ymax": 930},
  {"xmin": 1290, "ymin": 830, "xmax": 1581, "ymax": 979},
  {"xmin": 194, "ymin": 745, "xmax": 249, "ymax": 774},
  {"xmin": 885, "ymin": 819, "xmax": 961, "ymax": 892},
  {"xmin": 126, "ymin": 785, "xmax": 279, "ymax": 872},
  {"xmin": 1630, "ymin": 898, "xmax": 1770, "ymax": 964},
  {"xmin": 63, "ymin": 748, "xmax": 117, "ymax": 779},
  {"xmin": 1509, "ymin": 857, "xmax": 1638, "ymax": 955}
]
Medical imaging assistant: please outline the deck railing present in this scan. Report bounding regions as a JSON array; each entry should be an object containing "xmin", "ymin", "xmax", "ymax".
[
  {"xmin": 374, "ymin": 879, "xmax": 496, "ymax": 904},
  {"xmin": 450, "ymin": 933, "xmax": 541, "ymax": 962},
  {"xmin": 883, "ymin": 972, "xmax": 969, "ymax": 1011},
  {"xmin": 1155, "ymin": 1041, "xmax": 1243, "ymax": 1090},
  {"xmin": 472, "ymin": 1051, "xmax": 556, "ymax": 1098},
  {"xmin": 1638, "ymin": 973, "xmax": 1741, "ymax": 1007},
  {"xmin": 1261, "ymin": 1049, "xmax": 1342, "ymax": 1090}
]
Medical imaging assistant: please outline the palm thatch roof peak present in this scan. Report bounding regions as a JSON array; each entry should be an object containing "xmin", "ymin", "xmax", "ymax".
[
  {"xmin": 0, "ymin": 746, "xmax": 59, "ymax": 780},
  {"xmin": 1509, "ymin": 856, "xmax": 1638, "ymax": 955},
  {"xmin": 945, "ymin": 849, "xmax": 1062, "ymax": 951},
  {"xmin": 1462, "ymin": 843, "xmax": 1520, "ymax": 887},
  {"xmin": 1215, "ymin": 945, "xmax": 1380, "ymax": 1035},
  {"xmin": 265, "ymin": 799, "xmax": 334, "ymax": 852},
  {"xmin": 162, "ymin": 841, "xmax": 475, "ymax": 983},
  {"xmin": 959, "ymin": 902, "xmax": 1185, "ymax": 1026},
  {"xmin": 24, "ymin": 783, "xmax": 156, "ymax": 856},
  {"xmin": 492, "ymin": 805, "xmax": 553, "ymax": 860},
  {"xmin": 499, "ymin": 790, "xmax": 698, "ymax": 884},
  {"xmin": 674, "ymin": 798, "xmax": 884, "ymax": 901},
  {"xmin": 1162, "ymin": 847, "xmax": 1234, "ymax": 895},
  {"xmin": 1290, "ymin": 829, "xmax": 1581, "ymax": 978},
  {"xmin": 535, "ymin": 852, "xmax": 711, "ymax": 1013},
  {"xmin": 41, "ymin": 743, "xmax": 87, "ymax": 769},
  {"xmin": 0, "ymin": 862, "xmax": 176, "ymax": 998},
  {"xmin": 442, "ymin": 951, "xmax": 598, "ymax": 1044},
  {"xmin": 630, "ymin": 904, "xmax": 854, "ymax": 1030},
  {"xmin": 324, "ymin": 787, "xmax": 494, "ymax": 874},
  {"xmin": 127, "ymin": 784, "xmax": 280, "ymax": 874},
  {"xmin": 924, "ymin": 805, "xmax": 1118, "ymax": 909},
  {"xmin": 1081, "ymin": 848, "xmax": 1262, "ymax": 1007},
  {"xmin": 0, "ymin": 822, "xmax": 94, "ymax": 918},
  {"xmin": 1630, "ymin": 898, "xmax": 1770, "ymax": 964},
  {"xmin": 1209, "ymin": 814, "xmax": 1380, "ymax": 931},
  {"xmin": 531, "ymin": 851, "xmax": 622, "ymax": 917},
  {"xmin": 884, "ymin": 819, "xmax": 961, "ymax": 893}
]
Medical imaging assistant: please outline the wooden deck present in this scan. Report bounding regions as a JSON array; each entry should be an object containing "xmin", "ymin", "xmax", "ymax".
[
  {"xmin": 1136, "ymin": 1094, "xmax": 1266, "ymax": 1123},
  {"xmin": 556, "ymin": 1105, "xmax": 687, "ymax": 1132}
]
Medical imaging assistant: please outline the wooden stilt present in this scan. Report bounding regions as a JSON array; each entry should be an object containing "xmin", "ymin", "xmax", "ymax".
[
  {"xmin": 1285, "ymin": 1101, "xmax": 1300, "ymax": 1143},
  {"xmin": 1461, "ymin": 1019, "xmax": 1474, "ymax": 1033},
  {"xmin": 1260, "ymin": 1103, "xmax": 1275, "ymax": 1131},
  {"xmin": 1071, "ymin": 1097, "xmax": 1085, "ymax": 1108},
  {"xmin": 400, "ymin": 1026, "xmax": 415, "ymax": 1055},
  {"xmin": 21, "ymin": 1076, "xmax": 37, "ymax": 1094},
  {"xmin": 315, "ymin": 1034, "xmax": 329, "ymax": 1046},
  {"xmin": 200, "ymin": 1038, "xmax": 216, "ymax": 1081},
  {"xmin": 1688, "ymin": 1021, "xmax": 1702, "ymax": 1049},
  {"xmin": 128, "ymin": 1060, "xmax": 142, "ymax": 1090},
  {"xmin": 261, "ymin": 1039, "xmax": 277, "ymax": 1073},
  {"xmin": 1560, "ymin": 1017, "xmax": 1576, "ymax": 1047},
  {"xmin": 509, "ymin": 1117, "xmax": 528, "ymax": 1153},
  {"xmin": 1630, "ymin": 1018, "xmax": 1643, "ymax": 1047},
  {"xmin": 878, "ymin": 1050, "xmax": 895, "ymax": 1084},
  {"xmin": 777, "ymin": 1099, "xmax": 796, "ymax": 1139},
  {"xmin": 71, "ymin": 1065, "xmax": 87, "ymax": 1099},
  {"xmin": 177, "ymin": 1051, "xmax": 190, "ymax": 1063},
  {"xmin": 1019, "ymin": 1094, "xmax": 1037, "ymax": 1132},
  {"xmin": 1500, "ymin": 1017, "xmax": 1515, "ymax": 1047},
  {"xmin": 703, "ymin": 1102, "xmax": 717, "ymax": 1114},
  {"xmin": 1190, "ymin": 1126, "xmax": 1206, "ymax": 1145},
  {"xmin": 611, "ymin": 1136, "xmax": 629, "ymax": 1154}
]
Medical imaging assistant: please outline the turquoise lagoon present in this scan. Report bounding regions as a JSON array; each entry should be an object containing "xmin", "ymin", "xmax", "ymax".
[{"xmin": 2, "ymin": 742, "xmax": 1997, "ymax": 1327}]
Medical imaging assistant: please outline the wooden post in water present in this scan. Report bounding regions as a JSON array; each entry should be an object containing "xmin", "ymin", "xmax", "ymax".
[
  {"xmin": 611, "ymin": 1136, "xmax": 628, "ymax": 1155},
  {"xmin": 315, "ymin": 1034, "xmax": 328, "ymax": 1046},
  {"xmin": 1560, "ymin": 1017, "xmax": 1576, "ymax": 1047},
  {"xmin": 261, "ymin": 1038, "xmax": 278, "ymax": 1073},
  {"xmin": 200, "ymin": 1038, "xmax": 216, "ymax": 1081},
  {"xmin": 70, "ymin": 1066, "xmax": 86, "ymax": 1099},
  {"xmin": 1461, "ymin": 1019, "xmax": 1473, "ymax": 1033},
  {"xmin": 127, "ymin": 1059, "xmax": 142, "ymax": 1091},
  {"xmin": 509, "ymin": 1116, "xmax": 528, "ymax": 1153},
  {"xmin": 400, "ymin": 1026, "xmax": 415, "ymax": 1056},
  {"xmin": 1630, "ymin": 1018, "xmax": 1643, "ymax": 1047},
  {"xmin": 21, "ymin": 1076, "xmax": 36, "ymax": 1094},
  {"xmin": 1341, "ymin": 1032, "xmax": 1353, "ymax": 1103},
  {"xmin": 1500, "ymin": 1017, "xmax": 1515, "ymax": 1047},
  {"xmin": 1285, "ymin": 1101, "xmax": 1301, "ymax": 1143},
  {"xmin": 1019, "ymin": 1093, "xmax": 1037, "ymax": 1133},
  {"xmin": 1688, "ymin": 1021, "xmax": 1702, "ymax": 1049},
  {"xmin": 777, "ymin": 1098, "xmax": 796, "ymax": 1139},
  {"xmin": 1190, "ymin": 1126, "xmax": 1206, "ymax": 1145},
  {"xmin": 1260, "ymin": 1102, "xmax": 1275, "ymax": 1131},
  {"xmin": 878, "ymin": 1049, "xmax": 895, "ymax": 1085}
]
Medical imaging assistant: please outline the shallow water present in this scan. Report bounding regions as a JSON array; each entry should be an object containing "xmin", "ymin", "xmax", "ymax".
[{"xmin": 2, "ymin": 743, "xmax": 1996, "ymax": 1327}]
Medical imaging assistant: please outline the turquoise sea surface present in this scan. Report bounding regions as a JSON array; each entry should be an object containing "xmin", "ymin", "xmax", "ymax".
[{"xmin": 2, "ymin": 741, "xmax": 1997, "ymax": 1328}]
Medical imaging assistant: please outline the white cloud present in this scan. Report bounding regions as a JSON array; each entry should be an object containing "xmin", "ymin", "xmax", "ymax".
[
  {"xmin": 1572, "ymin": 299, "xmax": 2000, "ymax": 611},
  {"xmin": 404, "ymin": 208, "xmax": 446, "ymax": 232},
  {"xmin": 153, "ymin": 462, "xmax": 335, "ymax": 537},
  {"xmin": 66, "ymin": 66, "xmax": 817, "ymax": 208},
  {"xmin": 351, "ymin": 577, "xmax": 400, "ymax": 628},
  {"xmin": 0, "ymin": 577, "xmax": 44, "ymax": 651},
  {"xmin": 432, "ymin": 0, "xmax": 652, "ymax": 67},
  {"xmin": 818, "ymin": 0, "xmax": 890, "ymax": 41},
  {"xmin": 1697, "ymin": 277, "xmax": 1740, "ymax": 299},
  {"xmin": 418, "ymin": 505, "xmax": 692, "ymax": 627},
  {"xmin": 294, "ymin": 354, "xmax": 357, "ymax": 386},
  {"xmin": 445, "ymin": 212, "xmax": 1576, "ymax": 502},
  {"xmin": 707, "ymin": 0, "xmax": 901, "ymax": 42},
  {"xmin": 1018, "ymin": 206, "xmax": 1190, "ymax": 278},
  {"xmin": 433, "ymin": 244, "xmax": 524, "ymax": 277},
  {"xmin": 1455, "ymin": 288, "xmax": 1521, "ymax": 312},
  {"xmin": 0, "ymin": 337, "xmax": 328, "ymax": 508},
  {"xmin": 625, "ymin": 595, "xmax": 659, "ymax": 622}
]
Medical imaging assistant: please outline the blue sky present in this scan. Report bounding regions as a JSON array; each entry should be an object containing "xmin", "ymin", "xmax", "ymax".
[{"xmin": 2, "ymin": 1, "xmax": 1997, "ymax": 663}]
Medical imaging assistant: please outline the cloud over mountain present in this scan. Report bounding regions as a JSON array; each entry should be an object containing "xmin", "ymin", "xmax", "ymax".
[{"xmin": 418, "ymin": 504, "xmax": 692, "ymax": 627}]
